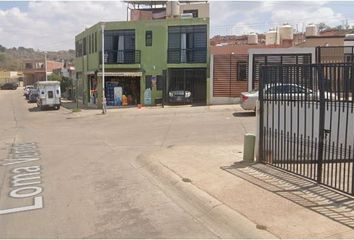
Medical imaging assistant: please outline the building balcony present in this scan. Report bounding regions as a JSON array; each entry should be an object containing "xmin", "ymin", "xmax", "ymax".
[
  {"xmin": 167, "ymin": 48, "xmax": 207, "ymax": 64},
  {"xmin": 100, "ymin": 50, "xmax": 141, "ymax": 64}
]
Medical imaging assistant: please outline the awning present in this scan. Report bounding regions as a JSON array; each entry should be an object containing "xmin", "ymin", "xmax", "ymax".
[{"xmin": 97, "ymin": 72, "xmax": 142, "ymax": 77}]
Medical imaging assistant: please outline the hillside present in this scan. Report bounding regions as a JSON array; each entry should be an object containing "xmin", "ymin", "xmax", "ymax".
[{"xmin": 0, "ymin": 45, "xmax": 75, "ymax": 71}]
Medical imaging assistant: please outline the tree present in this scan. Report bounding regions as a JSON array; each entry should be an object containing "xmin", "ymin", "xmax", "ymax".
[
  {"xmin": 0, "ymin": 44, "xmax": 6, "ymax": 52},
  {"xmin": 60, "ymin": 77, "xmax": 72, "ymax": 93},
  {"xmin": 0, "ymin": 53, "xmax": 5, "ymax": 62},
  {"xmin": 318, "ymin": 22, "xmax": 330, "ymax": 32},
  {"xmin": 48, "ymin": 73, "xmax": 72, "ymax": 93},
  {"xmin": 334, "ymin": 25, "xmax": 344, "ymax": 30},
  {"xmin": 48, "ymin": 73, "xmax": 62, "ymax": 82}
]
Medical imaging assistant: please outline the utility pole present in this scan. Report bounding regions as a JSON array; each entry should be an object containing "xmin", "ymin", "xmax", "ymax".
[
  {"xmin": 76, "ymin": 75, "xmax": 79, "ymax": 109},
  {"xmin": 101, "ymin": 22, "xmax": 107, "ymax": 114},
  {"xmin": 45, "ymin": 52, "xmax": 48, "ymax": 81}
]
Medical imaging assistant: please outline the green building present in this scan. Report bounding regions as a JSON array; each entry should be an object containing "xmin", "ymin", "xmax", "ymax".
[{"xmin": 74, "ymin": 2, "xmax": 209, "ymax": 108}]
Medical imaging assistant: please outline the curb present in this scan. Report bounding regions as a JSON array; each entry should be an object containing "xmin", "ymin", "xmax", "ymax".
[{"xmin": 134, "ymin": 153, "xmax": 277, "ymax": 239}]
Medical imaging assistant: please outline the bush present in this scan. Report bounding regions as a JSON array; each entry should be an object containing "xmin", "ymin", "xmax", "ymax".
[{"xmin": 48, "ymin": 73, "xmax": 73, "ymax": 93}]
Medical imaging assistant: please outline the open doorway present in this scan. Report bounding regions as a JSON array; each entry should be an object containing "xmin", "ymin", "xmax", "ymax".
[{"xmin": 105, "ymin": 76, "xmax": 140, "ymax": 106}]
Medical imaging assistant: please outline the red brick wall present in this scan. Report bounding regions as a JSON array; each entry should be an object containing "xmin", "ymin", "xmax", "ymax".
[{"xmin": 47, "ymin": 61, "xmax": 63, "ymax": 72}]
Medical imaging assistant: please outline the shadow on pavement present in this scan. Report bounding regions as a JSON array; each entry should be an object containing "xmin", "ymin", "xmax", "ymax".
[
  {"xmin": 221, "ymin": 161, "xmax": 354, "ymax": 229},
  {"xmin": 28, "ymin": 106, "xmax": 41, "ymax": 112},
  {"xmin": 61, "ymin": 100, "xmax": 97, "ymax": 111},
  {"xmin": 233, "ymin": 112, "xmax": 256, "ymax": 117}
]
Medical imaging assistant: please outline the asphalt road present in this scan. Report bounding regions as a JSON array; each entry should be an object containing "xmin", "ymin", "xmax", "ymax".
[{"xmin": 0, "ymin": 89, "xmax": 256, "ymax": 238}]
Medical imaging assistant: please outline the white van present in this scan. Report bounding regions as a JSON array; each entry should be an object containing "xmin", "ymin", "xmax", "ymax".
[{"xmin": 36, "ymin": 81, "xmax": 61, "ymax": 110}]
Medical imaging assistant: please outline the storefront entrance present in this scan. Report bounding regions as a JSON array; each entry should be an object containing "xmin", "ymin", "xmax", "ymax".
[
  {"xmin": 88, "ymin": 75, "xmax": 98, "ymax": 105},
  {"xmin": 104, "ymin": 76, "xmax": 140, "ymax": 106}
]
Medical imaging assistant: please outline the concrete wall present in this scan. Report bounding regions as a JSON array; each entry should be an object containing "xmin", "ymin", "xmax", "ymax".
[
  {"xmin": 179, "ymin": 3, "xmax": 209, "ymax": 18},
  {"xmin": 298, "ymin": 36, "xmax": 344, "ymax": 47}
]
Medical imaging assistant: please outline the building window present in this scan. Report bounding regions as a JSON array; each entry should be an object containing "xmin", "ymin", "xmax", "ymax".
[
  {"xmin": 95, "ymin": 32, "xmax": 97, "ymax": 52},
  {"xmin": 89, "ymin": 35, "xmax": 92, "ymax": 54},
  {"xmin": 145, "ymin": 31, "xmax": 152, "ymax": 47},
  {"xmin": 83, "ymin": 37, "xmax": 87, "ymax": 56},
  {"xmin": 92, "ymin": 35, "xmax": 94, "ymax": 53},
  {"xmin": 104, "ymin": 30, "xmax": 136, "ymax": 64},
  {"xmin": 76, "ymin": 40, "xmax": 83, "ymax": 57},
  {"xmin": 75, "ymin": 41, "xmax": 79, "ymax": 57},
  {"xmin": 168, "ymin": 25, "xmax": 207, "ymax": 64},
  {"xmin": 237, "ymin": 62, "xmax": 248, "ymax": 81},
  {"xmin": 183, "ymin": 9, "xmax": 198, "ymax": 18}
]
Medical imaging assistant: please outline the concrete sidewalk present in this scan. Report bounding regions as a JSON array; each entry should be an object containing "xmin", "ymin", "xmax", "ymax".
[
  {"xmin": 136, "ymin": 144, "xmax": 354, "ymax": 239},
  {"xmin": 61, "ymin": 98, "xmax": 251, "ymax": 118}
]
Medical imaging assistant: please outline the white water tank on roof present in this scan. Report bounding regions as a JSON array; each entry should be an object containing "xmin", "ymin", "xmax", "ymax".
[
  {"xmin": 305, "ymin": 24, "xmax": 318, "ymax": 37},
  {"xmin": 266, "ymin": 30, "xmax": 277, "ymax": 45},
  {"xmin": 247, "ymin": 33, "xmax": 258, "ymax": 44},
  {"xmin": 279, "ymin": 24, "xmax": 293, "ymax": 40},
  {"xmin": 344, "ymin": 34, "xmax": 354, "ymax": 46},
  {"xmin": 345, "ymin": 34, "xmax": 354, "ymax": 40}
]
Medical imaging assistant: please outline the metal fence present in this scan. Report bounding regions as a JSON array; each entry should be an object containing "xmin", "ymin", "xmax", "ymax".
[
  {"xmin": 316, "ymin": 46, "xmax": 354, "ymax": 64},
  {"xmin": 259, "ymin": 63, "xmax": 354, "ymax": 195},
  {"xmin": 167, "ymin": 48, "xmax": 207, "ymax": 64},
  {"xmin": 100, "ymin": 50, "xmax": 141, "ymax": 64}
]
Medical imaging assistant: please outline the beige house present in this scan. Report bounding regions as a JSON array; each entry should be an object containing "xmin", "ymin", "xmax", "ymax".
[
  {"xmin": 0, "ymin": 71, "xmax": 19, "ymax": 86},
  {"xmin": 296, "ymin": 35, "xmax": 345, "ymax": 47}
]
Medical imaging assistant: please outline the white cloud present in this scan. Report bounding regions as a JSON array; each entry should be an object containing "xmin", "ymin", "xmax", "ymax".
[
  {"xmin": 0, "ymin": 1, "xmax": 351, "ymax": 49},
  {"xmin": 271, "ymin": 7, "xmax": 344, "ymax": 27},
  {"xmin": 0, "ymin": 1, "xmax": 127, "ymax": 51},
  {"xmin": 211, "ymin": 1, "xmax": 347, "ymax": 36}
]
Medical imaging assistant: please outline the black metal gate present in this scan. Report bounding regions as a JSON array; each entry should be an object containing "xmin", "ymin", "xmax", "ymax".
[
  {"xmin": 259, "ymin": 63, "xmax": 354, "ymax": 195},
  {"xmin": 168, "ymin": 68, "xmax": 207, "ymax": 104}
]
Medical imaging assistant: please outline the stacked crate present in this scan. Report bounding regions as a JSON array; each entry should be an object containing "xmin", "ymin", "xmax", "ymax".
[{"xmin": 105, "ymin": 82, "xmax": 119, "ymax": 106}]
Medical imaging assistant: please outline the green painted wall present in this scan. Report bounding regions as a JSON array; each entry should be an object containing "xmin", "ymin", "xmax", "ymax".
[{"xmin": 75, "ymin": 17, "xmax": 210, "ymax": 106}]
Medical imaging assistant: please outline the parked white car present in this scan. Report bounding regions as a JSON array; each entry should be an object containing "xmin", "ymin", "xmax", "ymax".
[
  {"xmin": 36, "ymin": 81, "xmax": 61, "ymax": 110},
  {"xmin": 240, "ymin": 83, "xmax": 334, "ymax": 111},
  {"xmin": 24, "ymin": 85, "xmax": 34, "ymax": 99}
]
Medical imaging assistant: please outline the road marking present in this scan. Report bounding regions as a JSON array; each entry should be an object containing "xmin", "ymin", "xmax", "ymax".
[
  {"xmin": 10, "ymin": 186, "xmax": 43, "ymax": 198},
  {"xmin": 0, "ymin": 143, "xmax": 44, "ymax": 215},
  {"xmin": 0, "ymin": 196, "xmax": 43, "ymax": 215}
]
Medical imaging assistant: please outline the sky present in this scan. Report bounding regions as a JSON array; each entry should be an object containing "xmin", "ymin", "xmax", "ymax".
[{"xmin": 0, "ymin": 0, "xmax": 354, "ymax": 51}]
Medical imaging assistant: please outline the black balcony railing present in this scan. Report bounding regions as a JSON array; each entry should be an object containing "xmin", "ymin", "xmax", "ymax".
[
  {"xmin": 168, "ymin": 48, "xmax": 207, "ymax": 64},
  {"xmin": 100, "ymin": 50, "xmax": 141, "ymax": 64}
]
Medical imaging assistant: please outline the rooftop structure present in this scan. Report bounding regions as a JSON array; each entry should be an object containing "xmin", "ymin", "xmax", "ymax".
[{"xmin": 125, "ymin": 0, "xmax": 209, "ymax": 21}]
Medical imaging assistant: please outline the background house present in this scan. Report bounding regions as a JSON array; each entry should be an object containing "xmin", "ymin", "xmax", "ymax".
[
  {"xmin": 210, "ymin": 22, "xmax": 354, "ymax": 105},
  {"xmin": 23, "ymin": 60, "xmax": 63, "ymax": 86},
  {"xmin": 0, "ymin": 71, "xmax": 20, "ymax": 86}
]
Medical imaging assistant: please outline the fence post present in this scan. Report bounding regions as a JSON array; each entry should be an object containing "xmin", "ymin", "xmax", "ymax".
[
  {"xmin": 317, "ymin": 64, "xmax": 325, "ymax": 184},
  {"xmin": 258, "ymin": 67, "xmax": 265, "ymax": 162},
  {"xmin": 244, "ymin": 134, "xmax": 256, "ymax": 161}
]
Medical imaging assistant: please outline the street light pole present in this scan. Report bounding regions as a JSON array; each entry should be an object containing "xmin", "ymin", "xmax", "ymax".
[
  {"xmin": 101, "ymin": 22, "xmax": 106, "ymax": 114},
  {"xmin": 45, "ymin": 52, "xmax": 48, "ymax": 81}
]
